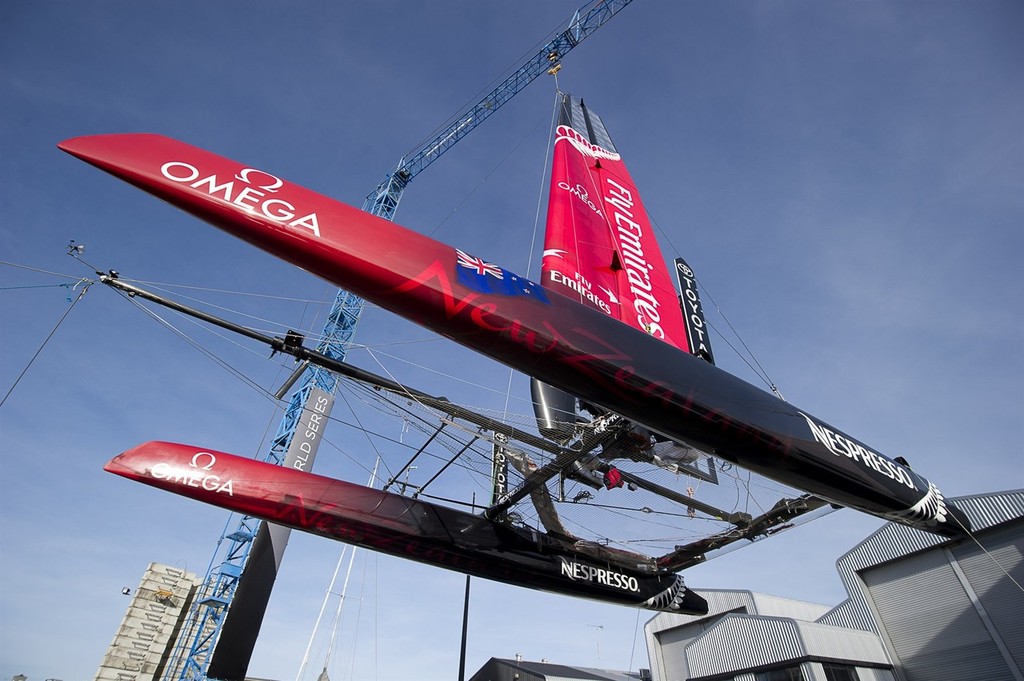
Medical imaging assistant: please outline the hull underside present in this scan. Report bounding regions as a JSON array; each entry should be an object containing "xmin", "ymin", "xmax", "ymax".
[{"xmin": 105, "ymin": 441, "xmax": 709, "ymax": 615}]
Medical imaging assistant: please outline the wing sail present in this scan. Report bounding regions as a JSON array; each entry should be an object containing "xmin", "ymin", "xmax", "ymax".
[{"xmin": 542, "ymin": 95, "xmax": 689, "ymax": 348}]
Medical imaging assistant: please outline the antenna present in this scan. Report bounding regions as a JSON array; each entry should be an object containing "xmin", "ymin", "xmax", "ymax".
[{"xmin": 587, "ymin": 624, "xmax": 604, "ymax": 665}]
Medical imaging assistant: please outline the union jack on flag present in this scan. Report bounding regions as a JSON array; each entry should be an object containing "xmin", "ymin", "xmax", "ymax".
[
  {"xmin": 456, "ymin": 249, "xmax": 504, "ymax": 279},
  {"xmin": 453, "ymin": 248, "xmax": 549, "ymax": 304}
]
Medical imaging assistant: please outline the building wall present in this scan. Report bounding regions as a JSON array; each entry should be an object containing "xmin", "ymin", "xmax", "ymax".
[
  {"xmin": 685, "ymin": 616, "xmax": 805, "ymax": 678},
  {"xmin": 803, "ymin": 662, "xmax": 897, "ymax": 681},
  {"xmin": 749, "ymin": 593, "xmax": 830, "ymax": 622},
  {"xmin": 683, "ymin": 615, "xmax": 890, "ymax": 680},
  {"xmin": 822, "ymin": 490, "xmax": 1024, "ymax": 636},
  {"xmin": 644, "ymin": 591, "xmax": 872, "ymax": 681},
  {"xmin": 861, "ymin": 517, "xmax": 1023, "ymax": 681},
  {"xmin": 645, "ymin": 591, "xmax": 757, "ymax": 681},
  {"xmin": 468, "ymin": 657, "xmax": 643, "ymax": 681},
  {"xmin": 468, "ymin": 658, "xmax": 546, "ymax": 681},
  {"xmin": 94, "ymin": 563, "xmax": 200, "ymax": 681}
]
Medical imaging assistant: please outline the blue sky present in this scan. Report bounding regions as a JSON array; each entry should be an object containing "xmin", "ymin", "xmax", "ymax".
[{"xmin": 1, "ymin": 2, "xmax": 1021, "ymax": 680}]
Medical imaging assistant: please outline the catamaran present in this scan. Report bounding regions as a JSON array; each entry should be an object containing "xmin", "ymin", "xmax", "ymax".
[{"xmin": 62, "ymin": 94, "xmax": 970, "ymax": 615}]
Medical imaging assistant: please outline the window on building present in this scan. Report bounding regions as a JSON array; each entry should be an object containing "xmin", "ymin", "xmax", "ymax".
[
  {"xmin": 756, "ymin": 666, "xmax": 804, "ymax": 681},
  {"xmin": 822, "ymin": 664, "xmax": 858, "ymax": 681}
]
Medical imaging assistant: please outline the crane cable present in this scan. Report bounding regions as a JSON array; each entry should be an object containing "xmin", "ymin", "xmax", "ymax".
[{"xmin": 501, "ymin": 84, "xmax": 564, "ymax": 421}]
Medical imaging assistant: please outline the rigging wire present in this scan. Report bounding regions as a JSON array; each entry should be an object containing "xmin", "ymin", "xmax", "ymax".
[
  {"xmin": 646, "ymin": 215, "xmax": 785, "ymax": 399},
  {"xmin": 502, "ymin": 85, "xmax": 563, "ymax": 421},
  {"xmin": 322, "ymin": 464, "xmax": 369, "ymax": 679},
  {"xmin": 628, "ymin": 608, "xmax": 642, "ymax": 672},
  {"xmin": 1, "ymin": 277, "xmax": 92, "ymax": 408},
  {"xmin": 133, "ymin": 280, "xmax": 330, "ymax": 340},
  {"xmin": 297, "ymin": 544, "xmax": 350, "ymax": 681},
  {"xmin": 0, "ymin": 258, "xmax": 90, "ymax": 282},
  {"xmin": 330, "ymin": 379, "xmax": 495, "ymax": 488},
  {"xmin": 341, "ymin": 551, "xmax": 371, "ymax": 681},
  {"xmin": 5, "ymin": 247, "xmax": 839, "ymax": 585},
  {"xmin": 66, "ymin": 263, "xmax": 448, "ymax": 488},
  {"xmin": 361, "ymin": 344, "xmax": 528, "ymax": 404},
  {"xmin": 394, "ymin": 19, "xmax": 564, "ymax": 165},
  {"xmin": 104, "ymin": 269, "xmax": 820, "ymax": 551},
  {"xmin": 952, "ymin": 512, "xmax": 1024, "ymax": 593},
  {"xmin": 333, "ymin": 388, "xmax": 391, "ymax": 476},
  {"xmin": 693, "ymin": 279, "xmax": 785, "ymax": 400},
  {"xmin": 0, "ymin": 282, "xmax": 79, "ymax": 292},
  {"xmin": 122, "ymin": 278, "xmax": 334, "ymax": 304},
  {"xmin": 423, "ymin": 107, "xmax": 553, "ymax": 241},
  {"xmin": 69, "ymin": 254, "xmax": 829, "ymax": 560},
  {"xmin": 110, "ymin": 286, "xmax": 283, "ymax": 403},
  {"xmin": 297, "ymin": 460, "xmax": 379, "ymax": 681},
  {"xmin": 524, "ymin": 87, "xmax": 564, "ymax": 281}
]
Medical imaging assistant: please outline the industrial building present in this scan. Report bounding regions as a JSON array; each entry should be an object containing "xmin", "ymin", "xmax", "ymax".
[
  {"xmin": 469, "ymin": 657, "xmax": 648, "ymax": 681},
  {"xmin": 643, "ymin": 489, "xmax": 1023, "ymax": 681}
]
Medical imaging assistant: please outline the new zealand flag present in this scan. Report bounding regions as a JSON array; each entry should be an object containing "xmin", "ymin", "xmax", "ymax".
[{"xmin": 455, "ymin": 249, "xmax": 550, "ymax": 303}]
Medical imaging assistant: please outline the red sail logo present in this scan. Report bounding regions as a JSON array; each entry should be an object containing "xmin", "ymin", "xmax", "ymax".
[{"xmin": 555, "ymin": 125, "xmax": 621, "ymax": 161}]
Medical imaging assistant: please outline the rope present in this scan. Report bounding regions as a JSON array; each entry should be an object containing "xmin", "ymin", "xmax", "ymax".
[
  {"xmin": 0, "ymin": 259, "xmax": 89, "ymax": 281},
  {"xmin": 647, "ymin": 212, "xmax": 784, "ymax": 398},
  {"xmin": 501, "ymin": 85, "xmax": 563, "ymax": 421},
  {"xmin": 114, "ymin": 287, "xmax": 283, "ymax": 400},
  {"xmin": 423, "ymin": 99, "xmax": 554, "ymax": 241},
  {"xmin": 695, "ymin": 280, "xmax": 784, "ymax": 399},
  {"xmin": 953, "ymin": 512, "xmax": 1024, "ymax": 593},
  {"xmin": 1, "ymin": 279, "xmax": 92, "ymax": 408}
]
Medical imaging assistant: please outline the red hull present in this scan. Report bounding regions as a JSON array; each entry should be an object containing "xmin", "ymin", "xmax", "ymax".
[{"xmin": 105, "ymin": 442, "xmax": 708, "ymax": 614}]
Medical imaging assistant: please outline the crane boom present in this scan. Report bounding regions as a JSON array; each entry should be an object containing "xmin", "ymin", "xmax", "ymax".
[{"xmin": 364, "ymin": 0, "xmax": 636, "ymax": 220}]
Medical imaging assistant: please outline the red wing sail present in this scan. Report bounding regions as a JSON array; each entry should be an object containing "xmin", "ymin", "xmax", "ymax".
[{"xmin": 542, "ymin": 95, "xmax": 690, "ymax": 351}]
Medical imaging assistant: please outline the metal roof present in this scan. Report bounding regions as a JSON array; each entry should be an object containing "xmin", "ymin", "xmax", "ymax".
[{"xmin": 819, "ymin": 489, "xmax": 1024, "ymax": 632}]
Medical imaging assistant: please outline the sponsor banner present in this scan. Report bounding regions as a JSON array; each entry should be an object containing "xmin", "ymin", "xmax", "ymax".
[
  {"xmin": 797, "ymin": 411, "xmax": 919, "ymax": 491},
  {"xmin": 674, "ymin": 258, "xmax": 715, "ymax": 364},
  {"xmin": 283, "ymin": 386, "xmax": 334, "ymax": 473},
  {"xmin": 558, "ymin": 557, "xmax": 640, "ymax": 593},
  {"xmin": 214, "ymin": 386, "xmax": 334, "ymax": 679},
  {"xmin": 491, "ymin": 432, "xmax": 510, "ymax": 506}
]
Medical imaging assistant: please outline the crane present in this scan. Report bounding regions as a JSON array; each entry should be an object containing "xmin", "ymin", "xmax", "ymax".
[{"xmin": 164, "ymin": 2, "xmax": 638, "ymax": 680}]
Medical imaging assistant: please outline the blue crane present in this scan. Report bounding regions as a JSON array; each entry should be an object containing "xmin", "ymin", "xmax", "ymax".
[{"xmin": 166, "ymin": 2, "xmax": 637, "ymax": 679}]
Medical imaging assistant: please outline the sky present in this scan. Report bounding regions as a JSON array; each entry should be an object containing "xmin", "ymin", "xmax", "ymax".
[{"xmin": 1, "ymin": 1, "xmax": 1022, "ymax": 680}]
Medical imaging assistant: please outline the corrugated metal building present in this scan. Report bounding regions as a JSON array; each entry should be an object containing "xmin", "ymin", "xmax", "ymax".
[
  {"xmin": 469, "ymin": 657, "xmax": 647, "ymax": 681},
  {"xmin": 644, "ymin": 591, "xmax": 889, "ymax": 681},
  {"xmin": 644, "ymin": 490, "xmax": 1023, "ymax": 681}
]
